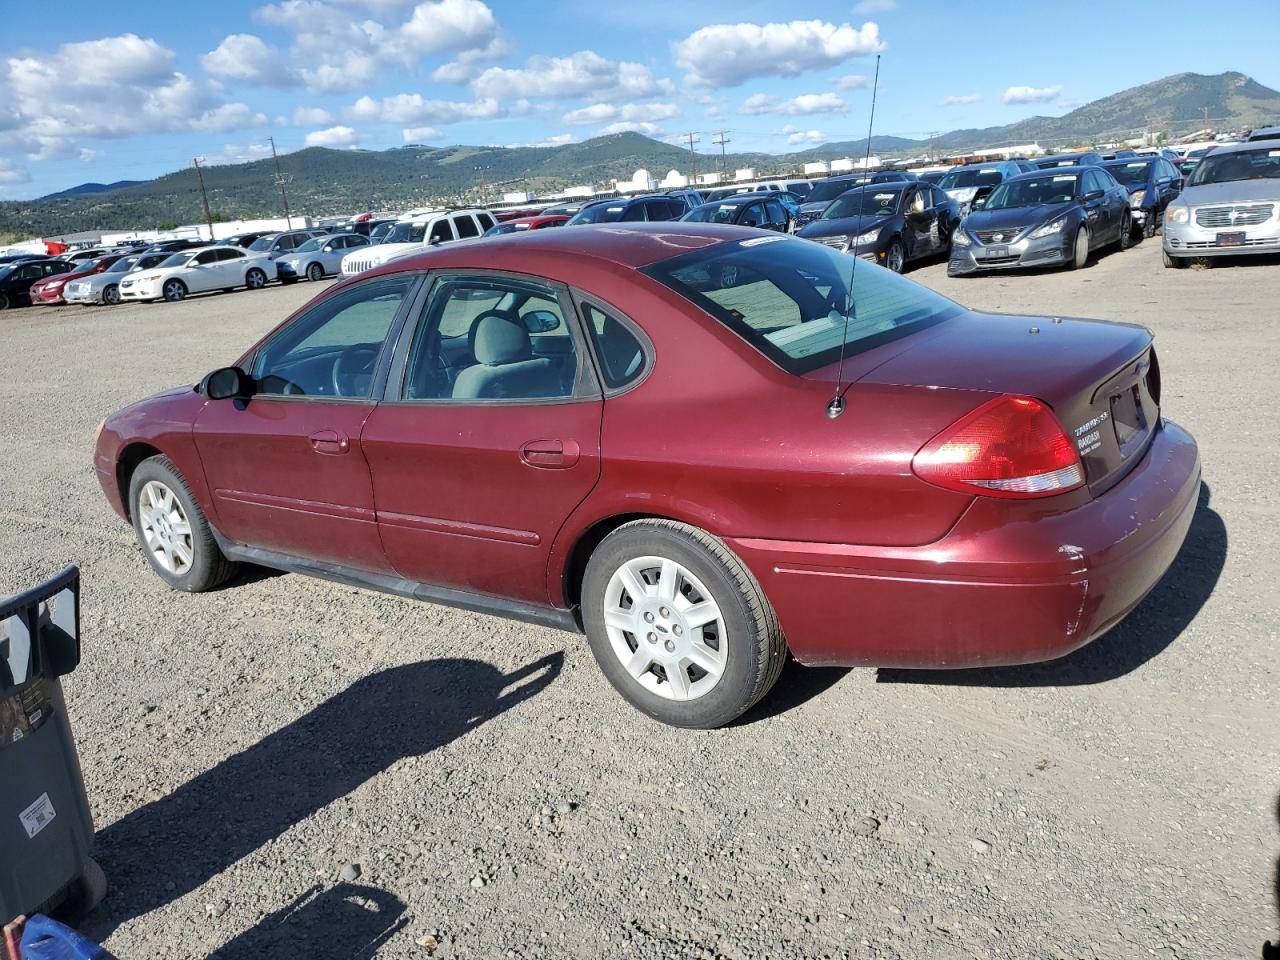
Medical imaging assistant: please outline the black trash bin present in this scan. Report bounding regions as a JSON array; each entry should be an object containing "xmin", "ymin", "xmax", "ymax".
[{"xmin": 0, "ymin": 568, "xmax": 105, "ymax": 926}]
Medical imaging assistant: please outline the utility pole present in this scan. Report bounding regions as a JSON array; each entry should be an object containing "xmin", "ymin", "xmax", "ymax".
[
  {"xmin": 268, "ymin": 136, "xmax": 294, "ymax": 228},
  {"xmin": 713, "ymin": 130, "xmax": 730, "ymax": 180},
  {"xmin": 192, "ymin": 157, "xmax": 214, "ymax": 241},
  {"xmin": 683, "ymin": 132, "xmax": 700, "ymax": 186}
]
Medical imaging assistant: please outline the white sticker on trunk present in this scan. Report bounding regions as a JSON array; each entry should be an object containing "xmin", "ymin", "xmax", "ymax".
[{"xmin": 19, "ymin": 792, "xmax": 56, "ymax": 839}]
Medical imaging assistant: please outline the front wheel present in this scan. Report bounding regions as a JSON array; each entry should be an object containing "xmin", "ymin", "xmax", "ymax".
[
  {"xmin": 582, "ymin": 520, "xmax": 787, "ymax": 728},
  {"xmin": 307, "ymin": 262, "xmax": 324, "ymax": 281},
  {"xmin": 1163, "ymin": 249, "xmax": 1187, "ymax": 269},
  {"xmin": 128, "ymin": 456, "xmax": 237, "ymax": 592},
  {"xmin": 1118, "ymin": 211, "xmax": 1133, "ymax": 250},
  {"xmin": 245, "ymin": 268, "xmax": 267, "ymax": 289},
  {"xmin": 162, "ymin": 279, "xmax": 187, "ymax": 302},
  {"xmin": 1068, "ymin": 227, "xmax": 1089, "ymax": 270},
  {"xmin": 103, "ymin": 284, "xmax": 121, "ymax": 306},
  {"xmin": 884, "ymin": 238, "xmax": 906, "ymax": 273}
]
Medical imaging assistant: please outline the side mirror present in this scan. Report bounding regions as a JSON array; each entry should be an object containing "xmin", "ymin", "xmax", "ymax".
[
  {"xmin": 521, "ymin": 309, "xmax": 560, "ymax": 333},
  {"xmin": 429, "ymin": 236, "xmax": 442, "ymax": 246},
  {"xmin": 203, "ymin": 366, "xmax": 253, "ymax": 400},
  {"xmin": 972, "ymin": 196, "xmax": 987, "ymax": 209},
  {"xmin": 1083, "ymin": 190, "xmax": 1105, "ymax": 202},
  {"xmin": 741, "ymin": 218, "xmax": 759, "ymax": 227}
]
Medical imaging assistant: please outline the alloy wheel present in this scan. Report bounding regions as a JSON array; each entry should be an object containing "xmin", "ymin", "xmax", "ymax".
[
  {"xmin": 307, "ymin": 262, "xmax": 324, "ymax": 281},
  {"xmin": 104, "ymin": 284, "xmax": 120, "ymax": 305},
  {"xmin": 138, "ymin": 480, "xmax": 194, "ymax": 575},
  {"xmin": 246, "ymin": 269, "xmax": 266, "ymax": 289},
  {"xmin": 602, "ymin": 556, "xmax": 727, "ymax": 701},
  {"xmin": 164, "ymin": 280, "xmax": 185, "ymax": 301},
  {"xmin": 886, "ymin": 241, "xmax": 905, "ymax": 273}
]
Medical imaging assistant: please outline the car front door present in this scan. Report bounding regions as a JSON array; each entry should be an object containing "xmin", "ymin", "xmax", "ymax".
[
  {"xmin": 192, "ymin": 274, "xmax": 420, "ymax": 570},
  {"xmin": 360, "ymin": 272, "xmax": 604, "ymax": 605},
  {"xmin": 902, "ymin": 186, "xmax": 934, "ymax": 256},
  {"xmin": 737, "ymin": 201, "xmax": 765, "ymax": 228},
  {"xmin": 186, "ymin": 249, "xmax": 223, "ymax": 292},
  {"xmin": 1081, "ymin": 170, "xmax": 1110, "ymax": 244}
]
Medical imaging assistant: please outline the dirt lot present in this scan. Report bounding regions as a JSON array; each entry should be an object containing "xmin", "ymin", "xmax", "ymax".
[{"xmin": 1, "ymin": 237, "xmax": 1277, "ymax": 960}]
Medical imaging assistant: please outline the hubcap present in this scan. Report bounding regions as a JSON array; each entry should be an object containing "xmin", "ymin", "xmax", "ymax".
[
  {"xmin": 138, "ymin": 481, "xmax": 194, "ymax": 575},
  {"xmin": 888, "ymin": 245, "xmax": 904, "ymax": 272},
  {"xmin": 166, "ymin": 281, "xmax": 183, "ymax": 299},
  {"xmin": 603, "ymin": 556, "xmax": 726, "ymax": 701},
  {"xmin": 248, "ymin": 272, "xmax": 262, "ymax": 288}
]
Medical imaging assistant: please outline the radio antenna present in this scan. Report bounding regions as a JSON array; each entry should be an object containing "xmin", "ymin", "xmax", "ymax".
[{"xmin": 827, "ymin": 53, "xmax": 881, "ymax": 420}]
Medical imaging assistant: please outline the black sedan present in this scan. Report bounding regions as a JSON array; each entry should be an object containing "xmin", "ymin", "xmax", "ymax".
[
  {"xmin": 0, "ymin": 258, "xmax": 76, "ymax": 310},
  {"xmin": 1099, "ymin": 156, "xmax": 1184, "ymax": 238},
  {"xmin": 681, "ymin": 192, "xmax": 792, "ymax": 232},
  {"xmin": 796, "ymin": 181, "xmax": 960, "ymax": 272},
  {"xmin": 948, "ymin": 167, "xmax": 1132, "ymax": 276}
]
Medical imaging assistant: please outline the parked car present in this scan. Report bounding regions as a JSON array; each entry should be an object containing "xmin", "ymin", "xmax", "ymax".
[
  {"xmin": 680, "ymin": 193, "xmax": 792, "ymax": 232},
  {"xmin": 64, "ymin": 251, "xmax": 171, "ymax": 305},
  {"xmin": 348, "ymin": 217, "xmax": 396, "ymax": 237},
  {"xmin": 1177, "ymin": 146, "xmax": 1216, "ymax": 176},
  {"xmin": 1162, "ymin": 139, "xmax": 1280, "ymax": 268},
  {"xmin": 1099, "ymin": 149, "xmax": 1138, "ymax": 160},
  {"xmin": 540, "ymin": 201, "xmax": 596, "ymax": 217},
  {"xmin": 0, "ymin": 253, "xmax": 44, "ymax": 265},
  {"xmin": 30, "ymin": 255, "xmax": 126, "ymax": 305},
  {"xmin": 119, "ymin": 246, "xmax": 276, "ymax": 302},
  {"xmin": 949, "ymin": 166, "xmax": 1133, "ymax": 275},
  {"xmin": 937, "ymin": 161, "xmax": 1037, "ymax": 216},
  {"xmin": 1133, "ymin": 147, "xmax": 1184, "ymax": 163},
  {"xmin": 277, "ymin": 234, "xmax": 371, "ymax": 283},
  {"xmin": 339, "ymin": 209, "xmax": 497, "ymax": 275},
  {"xmin": 483, "ymin": 214, "xmax": 571, "ymax": 237},
  {"xmin": 1034, "ymin": 151, "xmax": 1103, "ymax": 169},
  {"xmin": 247, "ymin": 230, "xmax": 329, "ymax": 261},
  {"xmin": 0, "ymin": 259, "xmax": 75, "ymax": 309},
  {"xmin": 65, "ymin": 249, "xmax": 111, "ymax": 263},
  {"xmin": 217, "ymin": 232, "xmax": 275, "ymax": 249},
  {"xmin": 797, "ymin": 181, "xmax": 960, "ymax": 272},
  {"xmin": 916, "ymin": 171, "xmax": 948, "ymax": 186},
  {"xmin": 93, "ymin": 223, "xmax": 1200, "ymax": 728},
  {"xmin": 143, "ymin": 239, "xmax": 206, "ymax": 254},
  {"xmin": 794, "ymin": 172, "xmax": 918, "ymax": 228},
  {"xmin": 1099, "ymin": 157, "xmax": 1185, "ymax": 238},
  {"xmin": 1246, "ymin": 125, "xmax": 1280, "ymax": 142},
  {"xmin": 566, "ymin": 194, "xmax": 696, "ymax": 226}
]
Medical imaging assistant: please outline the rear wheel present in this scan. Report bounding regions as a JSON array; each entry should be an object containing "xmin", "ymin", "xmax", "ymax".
[
  {"xmin": 103, "ymin": 284, "xmax": 121, "ymax": 306},
  {"xmin": 307, "ymin": 262, "xmax": 324, "ymax": 281},
  {"xmin": 128, "ymin": 456, "xmax": 237, "ymax": 592},
  {"xmin": 1117, "ymin": 211, "xmax": 1133, "ymax": 249},
  {"xmin": 884, "ymin": 239, "xmax": 906, "ymax": 273},
  {"xmin": 1068, "ymin": 227, "xmax": 1089, "ymax": 270},
  {"xmin": 162, "ymin": 279, "xmax": 187, "ymax": 302},
  {"xmin": 1163, "ymin": 249, "xmax": 1187, "ymax": 269},
  {"xmin": 582, "ymin": 520, "xmax": 786, "ymax": 729},
  {"xmin": 245, "ymin": 268, "xmax": 267, "ymax": 289}
]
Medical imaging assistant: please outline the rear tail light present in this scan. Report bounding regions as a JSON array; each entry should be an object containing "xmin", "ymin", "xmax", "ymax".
[{"xmin": 912, "ymin": 395, "xmax": 1084, "ymax": 499}]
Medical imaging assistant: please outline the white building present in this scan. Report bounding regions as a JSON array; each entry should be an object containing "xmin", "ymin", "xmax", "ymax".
[
  {"xmin": 734, "ymin": 168, "xmax": 756, "ymax": 182},
  {"xmin": 660, "ymin": 169, "xmax": 689, "ymax": 189},
  {"xmin": 614, "ymin": 168, "xmax": 655, "ymax": 194},
  {"xmin": 803, "ymin": 161, "xmax": 830, "ymax": 176}
]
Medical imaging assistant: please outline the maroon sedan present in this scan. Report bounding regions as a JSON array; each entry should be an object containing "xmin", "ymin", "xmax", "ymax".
[
  {"xmin": 30, "ymin": 255, "xmax": 125, "ymax": 305},
  {"xmin": 93, "ymin": 225, "xmax": 1200, "ymax": 727}
]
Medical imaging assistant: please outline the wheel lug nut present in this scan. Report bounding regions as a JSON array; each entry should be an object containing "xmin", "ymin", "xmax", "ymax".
[
  {"xmin": 643, "ymin": 612, "xmax": 655, "ymax": 623},
  {"xmin": 664, "ymin": 639, "xmax": 675, "ymax": 653},
  {"xmin": 673, "ymin": 625, "xmax": 683, "ymax": 636},
  {"xmin": 659, "ymin": 607, "xmax": 669, "ymax": 618},
  {"xmin": 647, "ymin": 633, "xmax": 657, "ymax": 644}
]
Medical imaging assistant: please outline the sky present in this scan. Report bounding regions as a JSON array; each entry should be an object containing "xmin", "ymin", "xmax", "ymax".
[{"xmin": 2, "ymin": 0, "xmax": 1279, "ymax": 199}]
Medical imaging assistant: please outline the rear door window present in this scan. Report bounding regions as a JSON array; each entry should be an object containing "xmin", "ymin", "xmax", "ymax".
[
  {"xmin": 453, "ymin": 215, "xmax": 479, "ymax": 239},
  {"xmin": 581, "ymin": 302, "xmax": 648, "ymax": 390}
]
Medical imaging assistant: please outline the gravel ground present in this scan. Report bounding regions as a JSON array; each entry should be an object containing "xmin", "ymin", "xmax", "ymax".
[{"xmin": 1, "ymin": 237, "xmax": 1277, "ymax": 960}]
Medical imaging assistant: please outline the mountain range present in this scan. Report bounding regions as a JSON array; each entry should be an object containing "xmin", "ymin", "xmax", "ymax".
[{"xmin": 2, "ymin": 71, "xmax": 1277, "ymax": 240}]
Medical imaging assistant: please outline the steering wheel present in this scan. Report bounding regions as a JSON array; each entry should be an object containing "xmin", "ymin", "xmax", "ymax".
[{"xmin": 331, "ymin": 345, "xmax": 380, "ymax": 397}]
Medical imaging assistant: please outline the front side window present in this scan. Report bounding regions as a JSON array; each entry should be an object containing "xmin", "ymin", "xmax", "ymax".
[
  {"xmin": 429, "ymin": 220, "xmax": 453, "ymax": 244},
  {"xmin": 641, "ymin": 236, "xmax": 961, "ymax": 375},
  {"xmin": 194, "ymin": 250, "xmax": 220, "ymax": 265},
  {"xmin": 403, "ymin": 277, "xmax": 580, "ymax": 401},
  {"xmin": 252, "ymin": 276, "xmax": 412, "ymax": 398},
  {"xmin": 217, "ymin": 248, "xmax": 244, "ymax": 262}
]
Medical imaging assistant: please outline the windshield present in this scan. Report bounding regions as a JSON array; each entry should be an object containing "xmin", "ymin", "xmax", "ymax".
[
  {"xmin": 1103, "ymin": 161, "xmax": 1154, "ymax": 186},
  {"xmin": 822, "ymin": 188, "xmax": 905, "ymax": 219},
  {"xmin": 294, "ymin": 238, "xmax": 321, "ymax": 253},
  {"xmin": 939, "ymin": 169, "xmax": 1004, "ymax": 190},
  {"xmin": 158, "ymin": 252, "xmax": 194, "ymax": 268},
  {"xmin": 369, "ymin": 223, "xmax": 393, "ymax": 240},
  {"xmin": 684, "ymin": 202, "xmax": 747, "ymax": 224},
  {"xmin": 1189, "ymin": 147, "xmax": 1280, "ymax": 186},
  {"xmin": 806, "ymin": 178, "xmax": 865, "ymax": 204},
  {"xmin": 640, "ymin": 235, "xmax": 962, "ymax": 375},
  {"xmin": 568, "ymin": 203, "xmax": 628, "ymax": 224},
  {"xmin": 248, "ymin": 236, "xmax": 276, "ymax": 251},
  {"xmin": 106, "ymin": 256, "xmax": 138, "ymax": 273},
  {"xmin": 71, "ymin": 259, "xmax": 101, "ymax": 273},
  {"xmin": 385, "ymin": 222, "xmax": 428, "ymax": 243},
  {"xmin": 983, "ymin": 174, "xmax": 1079, "ymax": 210}
]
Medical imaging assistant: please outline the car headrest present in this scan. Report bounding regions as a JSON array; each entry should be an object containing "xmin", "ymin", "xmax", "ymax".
[{"xmin": 472, "ymin": 313, "xmax": 533, "ymax": 366}]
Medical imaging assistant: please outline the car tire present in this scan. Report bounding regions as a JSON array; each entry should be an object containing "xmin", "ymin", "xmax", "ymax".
[
  {"xmin": 245, "ymin": 268, "xmax": 267, "ymax": 290},
  {"xmin": 162, "ymin": 279, "xmax": 187, "ymax": 302},
  {"xmin": 885, "ymin": 239, "xmax": 906, "ymax": 273},
  {"xmin": 1162, "ymin": 249, "xmax": 1186, "ymax": 269},
  {"xmin": 1118, "ymin": 211, "xmax": 1133, "ymax": 250},
  {"xmin": 307, "ymin": 262, "xmax": 324, "ymax": 281},
  {"xmin": 0, "ymin": 292, "xmax": 9, "ymax": 310},
  {"xmin": 1068, "ymin": 227, "xmax": 1089, "ymax": 270},
  {"xmin": 128, "ymin": 455, "xmax": 238, "ymax": 592},
  {"xmin": 581, "ymin": 519, "xmax": 787, "ymax": 729},
  {"xmin": 1144, "ymin": 212, "xmax": 1158, "ymax": 239},
  {"xmin": 103, "ymin": 284, "xmax": 121, "ymax": 306}
]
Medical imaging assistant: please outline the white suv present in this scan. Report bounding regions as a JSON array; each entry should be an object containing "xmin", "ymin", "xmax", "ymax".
[{"xmin": 340, "ymin": 209, "xmax": 497, "ymax": 275}]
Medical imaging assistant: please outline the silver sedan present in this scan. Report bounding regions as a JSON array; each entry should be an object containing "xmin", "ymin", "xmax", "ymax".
[{"xmin": 276, "ymin": 234, "xmax": 371, "ymax": 283}]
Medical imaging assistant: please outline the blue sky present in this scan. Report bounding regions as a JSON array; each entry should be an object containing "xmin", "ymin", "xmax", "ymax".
[{"xmin": 2, "ymin": 0, "xmax": 1278, "ymax": 199}]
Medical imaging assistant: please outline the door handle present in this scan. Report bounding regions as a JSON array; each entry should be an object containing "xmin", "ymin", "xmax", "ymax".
[
  {"xmin": 521, "ymin": 439, "xmax": 580, "ymax": 469},
  {"xmin": 309, "ymin": 429, "xmax": 350, "ymax": 455}
]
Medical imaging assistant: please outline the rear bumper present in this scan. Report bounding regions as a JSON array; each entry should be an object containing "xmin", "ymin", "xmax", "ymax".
[{"xmin": 729, "ymin": 419, "xmax": 1201, "ymax": 668}]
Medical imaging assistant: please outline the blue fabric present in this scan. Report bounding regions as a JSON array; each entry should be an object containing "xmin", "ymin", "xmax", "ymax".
[{"xmin": 19, "ymin": 915, "xmax": 112, "ymax": 960}]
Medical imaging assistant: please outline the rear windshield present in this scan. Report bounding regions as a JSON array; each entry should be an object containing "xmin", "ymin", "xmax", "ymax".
[
  {"xmin": 939, "ymin": 168, "xmax": 1004, "ymax": 189},
  {"xmin": 640, "ymin": 236, "xmax": 961, "ymax": 375},
  {"xmin": 806, "ymin": 178, "xmax": 864, "ymax": 204},
  {"xmin": 1189, "ymin": 147, "xmax": 1280, "ymax": 186}
]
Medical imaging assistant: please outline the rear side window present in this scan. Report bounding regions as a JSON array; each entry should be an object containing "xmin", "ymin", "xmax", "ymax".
[
  {"xmin": 582, "ymin": 302, "xmax": 647, "ymax": 389},
  {"xmin": 453, "ymin": 215, "xmax": 479, "ymax": 239},
  {"xmin": 477, "ymin": 213, "xmax": 497, "ymax": 230}
]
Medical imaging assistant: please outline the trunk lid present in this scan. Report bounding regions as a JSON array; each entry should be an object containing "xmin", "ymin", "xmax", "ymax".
[{"xmin": 850, "ymin": 311, "xmax": 1159, "ymax": 494}]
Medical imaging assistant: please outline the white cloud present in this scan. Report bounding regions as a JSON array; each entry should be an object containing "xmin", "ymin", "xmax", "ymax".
[
  {"xmin": 939, "ymin": 93, "xmax": 981, "ymax": 106},
  {"xmin": 674, "ymin": 19, "xmax": 885, "ymax": 88},
  {"xmin": 0, "ymin": 157, "xmax": 30, "ymax": 185},
  {"xmin": 399, "ymin": 0, "xmax": 496, "ymax": 53},
  {"xmin": 293, "ymin": 106, "xmax": 334, "ymax": 126},
  {"xmin": 1002, "ymin": 84, "xmax": 1062, "ymax": 104},
  {"xmin": 78, "ymin": 148, "xmax": 97, "ymax": 162},
  {"xmin": 305, "ymin": 124, "xmax": 359, "ymax": 148},
  {"xmin": 201, "ymin": 34, "xmax": 296, "ymax": 86},
  {"xmin": 350, "ymin": 93, "xmax": 505, "ymax": 124},
  {"xmin": 598, "ymin": 121, "xmax": 662, "ymax": 136},
  {"xmin": 786, "ymin": 128, "xmax": 825, "ymax": 145},
  {"xmin": 472, "ymin": 50, "xmax": 674, "ymax": 100},
  {"xmin": 205, "ymin": 142, "xmax": 276, "ymax": 165},
  {"xmin": 507, "ymin": 133, "xmax": 577, "ymax": 148},
  {"xmin": 561, "ymin": 102, "xmax": 678, "ymax": 126},
  {"xmin": 854, "ymin": 0, "xmax": 896, "ymax": 12},
  {"xmin": 833, "ymin": 74, "xmax": 870, "ymax": 91},
  {"xmin": 741, "ymin": 92, "xmax": 846, "ymax": 116},
  {"xmin": 431, "ymin": 36, "xmax": 510, "ymax": 83},
  {"xmin": 402, "ymin": 125, "xmax": 441, "ymax": 142}
]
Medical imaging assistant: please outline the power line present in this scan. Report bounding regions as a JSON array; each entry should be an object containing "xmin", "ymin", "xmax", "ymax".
[
  {"xmin": 713, "ymin": 130, "xmax": 730, "ymax": 180},
  {"xmin": 268, "ymin": 136, "xmax": 294, "ymax": 229}
]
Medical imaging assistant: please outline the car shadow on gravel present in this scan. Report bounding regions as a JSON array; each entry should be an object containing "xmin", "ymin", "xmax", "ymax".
[
  {"xmin": 1266, "ymin": 795, "xmax": 1280, "ymax": 959},
  {"xmin": 209, "ymin": 882, "xmax": 408, "ymax": 960},
  {"xmin": 733, "ymin": 657, "xmax": 849, "ymax": 726},
  {"xmin": 876, "ymin": 481, "xmax": 1225, "ymax": 688},
  {"xmin": 84, "ymin": 652, "xmax": 563, "ymax": 941}
]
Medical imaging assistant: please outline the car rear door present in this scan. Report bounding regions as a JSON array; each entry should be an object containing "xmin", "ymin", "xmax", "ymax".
[
  {"xmin": 192, "ymin": 274, "xmax": 420, "ymax": 571},
  {"xmin": 360, "ymin": 271, "xmax": 603, "ymax": 605}
]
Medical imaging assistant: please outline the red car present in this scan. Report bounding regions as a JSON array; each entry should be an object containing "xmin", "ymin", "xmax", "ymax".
[
  {"xmin": 484, "ymin": 214, "xmax": 571, "ymax": 236},
  {"xmin": 30, "ymin": 255, "xmax": 125, "ymax": 305},
  {"xmin": 93, "ymin": 225, "xmax": 1200, "ymax": 728}
]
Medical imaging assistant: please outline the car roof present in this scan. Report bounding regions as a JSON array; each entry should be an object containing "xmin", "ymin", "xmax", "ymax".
[
  {"xmin": 1100, "ymin": 156, "xmax": 1155, "ymax": 165},
  {"xmin": 1204, "ymin": 138, "xmax": 1280, "ymax": 155},
  {"xmin": 1039, "ymin": 151, "xmax": 1096, "ymax": 161}
]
